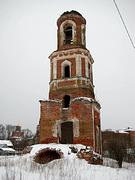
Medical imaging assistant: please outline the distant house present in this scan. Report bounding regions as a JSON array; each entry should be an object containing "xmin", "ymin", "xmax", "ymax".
[
  {"xmin": 0, "ymin": 140, "xmax": 13, "ymax": 148},
  {"xmin": 10, "ymin": 126, "xmax": 24, "ymax": 141},
  {"xmin": 102, "ymin": 128, "xmax": 135, "ymax": 161},
  {"xmin": 0, "ymin": 140, "xmax": 15, "ymax": 155},
  {"xmin": 102, "ymin": 128, "xmax": 135, "ymax": 150},
  {"xmin": 10, "ymin": 126, "xmax": 25, "ymax": 151}
]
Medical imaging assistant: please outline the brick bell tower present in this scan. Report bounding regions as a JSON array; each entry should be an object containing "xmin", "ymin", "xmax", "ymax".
[{"xmin": 39, "ymin": 10, "xmax": 102, "ymax": 154}]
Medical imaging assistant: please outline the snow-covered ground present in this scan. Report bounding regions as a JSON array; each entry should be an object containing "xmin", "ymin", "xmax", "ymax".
[{"xmin": 0, "ymin": 144, "xmax": 135, "ymax": 180}]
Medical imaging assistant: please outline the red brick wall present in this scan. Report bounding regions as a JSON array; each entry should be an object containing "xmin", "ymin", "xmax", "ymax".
[
  {"xmin": 58, "ymin": 80, "xmax": 76, "ymax": 87},
  {"xmin": 39, "ymin": 99, "xmax": 100, "ymax": 148},
  {"xmin": 49, "ymin": 87, "xmax": 95, "ymax": 100},
  {"xmin": 71, "ymin": 100, "xmax": 94, "ymax": 146},
  {"xmin": 57, "ymin": 60, "xmax": 61, "ymax": 79},
  {"xmin": 39, "ymin": 100, "xmax": 61, "ymax": 143}
]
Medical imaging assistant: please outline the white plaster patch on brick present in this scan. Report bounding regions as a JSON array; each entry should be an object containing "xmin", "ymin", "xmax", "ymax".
[
  {"xmin": 53, "ymin": 60, "xmax": 57, "ymax": 79},
  {"xmin": 86, "ymin": 56, "xmax": 91, "ymax": 64},
  {"xmin": 95, "ymin": 125, "xmax": 100, "ymax": 153},
  {"xmin": 49, "ymin": 48, "xmax": 91, "ymax": 60},
  {"xmin": 72, "ymin": 118, "xmax": 79, "ymax": 137},
  {"xmin": 49, "ymin": 77, "xmax": 94, "ymax": 91},
  {"xmin": 85, "ymin": 58, "xmax": 89, "ymax": 78},
  {"xmin": 50, "ymin": 77, "xmax": 91, "ymax": 83},
  {"xmin": 76, "ymin": 55, "xmax": 82, "ymax": 77},
  {"xmin": 57, "ymin": 120, "xmax": 62, "ymax": 138},
  {"xmin": 52, "ymin": 123, "xmax": 57, "ymax": 137},
  {"xmin": 71, "ymin": 97, "xmax": 94, "ymax": 103},
  {"xmin": 85, "ymin": 54, "xmax": 94, "ymax": 64},
  {"xmin": 94, "ymin": 104, "xmax": 101, "ymax": 112},
  {"xmin": 92, "ymin": 104, "xmax": 95, "ymax": 150},
  {"xmin": 81, "ymin": 24, "xmax": 86, "ymax": 46},
  {"xmin": 52, "ymin": 120, "xmax": 61, "ymax": 137},
  {"xmin": 54, "ymin": 119, "xmax": 80, "ymax": 139},
  {"xmin": 53, "ymin": 54, "xmax": 88, "ymax": 61},
  {"xmin": 49, "ymin": 99, "xmax": 61, "ymax": 103},
  {"xmin": 50, "ymin": 62, "xmax": 53, "ymax": 81},
  {"xmin": 53, "ymin": 120, "xmax": 64, "ymax": 138}
]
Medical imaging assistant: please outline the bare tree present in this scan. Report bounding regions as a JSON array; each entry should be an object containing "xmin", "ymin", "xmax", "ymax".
[
  {"xmin": 0, "ymin": 124, "xmax": 6, "ymax": 139},
  {"xmin": 22, "ymin": 128, "xmax": 33, "ymax": 139}
]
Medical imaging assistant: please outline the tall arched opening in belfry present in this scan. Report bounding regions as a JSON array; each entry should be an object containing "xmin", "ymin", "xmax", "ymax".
[
  {"xmin": 64, "ymin": 25, "xmax": 73, "ymax": 44},
  {"xmin": 61, "ymin": 122, "xmax": 73, "ymax": 144}
]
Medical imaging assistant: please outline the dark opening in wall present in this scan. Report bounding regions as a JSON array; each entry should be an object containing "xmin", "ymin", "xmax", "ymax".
[
  {"xmin": 34, "ymin": 148, "xmax": 63, "ymax": 164},
  {"xmin": 63, "ymin": 95, "xmax": 70, "ymax": 108},
  {"xmin": 64, "ymin": 65, "xmax": 70, "ymax": 78},
  {"xmin": 64, "ymin": 26, "xmax": 72, "ymax": 44}
]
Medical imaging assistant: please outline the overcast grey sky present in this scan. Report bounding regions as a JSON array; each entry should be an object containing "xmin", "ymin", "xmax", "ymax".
[{"xmin": 0, "ymin": 0, "xmax": 135, "ymax": 132}]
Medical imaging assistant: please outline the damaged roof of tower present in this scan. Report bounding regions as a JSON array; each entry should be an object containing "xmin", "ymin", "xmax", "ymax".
[
  {"xmin": 57, "ymin": 10, "xmax": 86, "ymax": 24},
  {"xmin": 61, "ymin": 10, "xmax": 83, "ymax": 17}
]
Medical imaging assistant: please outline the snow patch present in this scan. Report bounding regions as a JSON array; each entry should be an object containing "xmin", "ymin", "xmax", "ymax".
[
  {"xmin": 0, "ymin": 148, "xmax": 15, "ymax": 152},
  {"xmin": 72, "ymin": 97, "xmax": 95, "ymax": 103},
  {"xmin": 30, "ymin": 143, "xmax": 86, "ymax": 158}
]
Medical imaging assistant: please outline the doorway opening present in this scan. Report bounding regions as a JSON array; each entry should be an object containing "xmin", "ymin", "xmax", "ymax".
[{"xmin": 61, "ymin": 122, "xmax": 73, "ymax": 144}]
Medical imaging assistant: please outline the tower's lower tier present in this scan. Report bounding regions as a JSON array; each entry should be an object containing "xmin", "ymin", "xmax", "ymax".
[{"xmin": 39, "ymin": 97, "xmax": 102, "ymax": 154}]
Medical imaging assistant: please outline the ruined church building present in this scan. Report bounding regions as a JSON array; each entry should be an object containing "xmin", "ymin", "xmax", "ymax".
[{"xmin": 39, "ymin": 10, "xmax": 102, "ymax": 154}]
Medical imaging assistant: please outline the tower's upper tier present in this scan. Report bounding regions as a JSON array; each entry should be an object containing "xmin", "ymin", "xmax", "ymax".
[{"xmin": 57, "ymin": 10, "xmax": 86, "ymax": 50}]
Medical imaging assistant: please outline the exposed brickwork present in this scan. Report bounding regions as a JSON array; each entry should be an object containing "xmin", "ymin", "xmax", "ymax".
[
  {"xmin": 58, "ymin": 80, "xmax": 76, "ymax": 87},
  {"xmin": 49, "ymin": 87, "xmax": 95, "ymax": 100},
  {"xmin": 39, "ymin": 100, "xmax": 61, "ymax": 143},
  {"xmin": 39, "ymin": 99, "xmax": 98, "ymax": 146}
]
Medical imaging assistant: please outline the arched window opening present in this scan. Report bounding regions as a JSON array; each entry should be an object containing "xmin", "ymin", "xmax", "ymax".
[
  {"xmin": 63, "ymin": 95, "xmax": 70, "ymax": 108},
  {"xmin": 64, "ymin": 65, "xmax": 70, "ymax": 78},
  {"xmin": 64, "ymin": 26, "xmax": 73, "ymax": 44}
]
